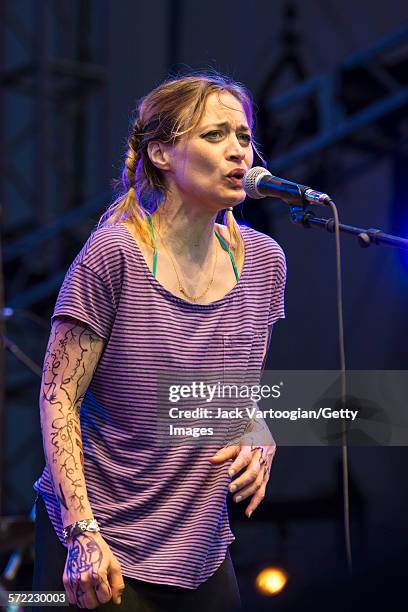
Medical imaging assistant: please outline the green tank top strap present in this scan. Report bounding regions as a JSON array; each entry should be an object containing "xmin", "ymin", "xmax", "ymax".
[
  {"xmin": 146, "ymin": 216, "xmax": 239, "ymax": 282},
  {"xmin": 214, "ymin": 231, "xmax": 239, "ymax": 282},
  {"xmin": 146, "ymin": 215, "xmax": 158, "ymax": 277}
]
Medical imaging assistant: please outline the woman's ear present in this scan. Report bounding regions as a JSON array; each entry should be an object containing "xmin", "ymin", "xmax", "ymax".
[{"xmin": 147, "ymin": 141, "xmax": 171, "ymax": 172}]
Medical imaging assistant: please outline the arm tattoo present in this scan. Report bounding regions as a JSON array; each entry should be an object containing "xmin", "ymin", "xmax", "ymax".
[{"xmin": 41, "ymin": 318, "xmax": 104, "ymax": 513}]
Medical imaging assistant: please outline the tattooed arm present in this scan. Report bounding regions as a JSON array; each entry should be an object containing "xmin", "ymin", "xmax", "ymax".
[
  {"xmin": 40, "ymin": 316, "xmax": 104, "ymax": 526},
  {"xmin": 40, "ymin": 316, "xmax": 124, "ymax": 607}
]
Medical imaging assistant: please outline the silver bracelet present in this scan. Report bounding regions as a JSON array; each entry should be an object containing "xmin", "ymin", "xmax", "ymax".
[{"xmin": 62, "ymin": 518, "xmax": 100, "ymax": 543}]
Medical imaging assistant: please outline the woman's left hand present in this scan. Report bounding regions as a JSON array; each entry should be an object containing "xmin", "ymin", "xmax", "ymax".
[{"xmin": 208, "ymin": 425, "xmax": 276, "ymax": 518}]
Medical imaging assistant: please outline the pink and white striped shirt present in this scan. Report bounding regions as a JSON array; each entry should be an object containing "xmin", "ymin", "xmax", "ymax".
[{"xmin": 33, "ymin": 222, "xmax": 286, "ymax": 589}]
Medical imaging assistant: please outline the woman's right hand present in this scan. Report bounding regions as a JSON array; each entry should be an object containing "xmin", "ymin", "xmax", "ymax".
[{"xmin": 63, "ymin": 532, "xmax": 125, "ymax": 609}]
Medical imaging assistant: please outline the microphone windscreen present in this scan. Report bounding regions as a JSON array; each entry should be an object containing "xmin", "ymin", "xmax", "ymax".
[{"xmin": 243, "ymin": 166, "xmax": 272, "ymax": 199}]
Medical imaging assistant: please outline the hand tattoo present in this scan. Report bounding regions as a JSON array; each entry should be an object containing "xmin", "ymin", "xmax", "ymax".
[{"xmin": 66, "ymin": 534, "xmax": 103, "ymax": 606}]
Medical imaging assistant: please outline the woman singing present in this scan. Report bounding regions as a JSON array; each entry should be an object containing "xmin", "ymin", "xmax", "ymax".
[{"xmin": 32, "ymin": 73, "xmax": 286, "ymax": 611}]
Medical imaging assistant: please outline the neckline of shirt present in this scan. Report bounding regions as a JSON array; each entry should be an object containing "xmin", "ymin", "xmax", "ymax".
[{"xmin": 117, "ymin": 222, "xmax": 252, "ymax": 309}]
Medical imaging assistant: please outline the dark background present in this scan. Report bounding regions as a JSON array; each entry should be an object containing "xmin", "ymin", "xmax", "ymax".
[{"xmin": 1, "ymin": 0, "xmax": 408, "ymax": 610}]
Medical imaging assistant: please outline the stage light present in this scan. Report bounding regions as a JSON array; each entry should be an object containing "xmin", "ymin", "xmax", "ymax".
[{"xmin": 255, "ymin": 567, "xmax": 288, "ymax": 596}]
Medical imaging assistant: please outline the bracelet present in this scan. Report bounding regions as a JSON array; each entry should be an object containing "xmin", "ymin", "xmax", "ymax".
[{"xmin": 62, "ymin": 518, "xmax": 100, "ymax": 543}]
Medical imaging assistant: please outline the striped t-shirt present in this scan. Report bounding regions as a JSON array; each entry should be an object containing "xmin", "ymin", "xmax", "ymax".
[{"xmin": 33, "ymin": 222, "xmax": 286, "ymax": 589}]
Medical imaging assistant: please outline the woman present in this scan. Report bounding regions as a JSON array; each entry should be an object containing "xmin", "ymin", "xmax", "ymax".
[{"xmin": 32, "ymin": 73, "xmax": 286, "ymax": 611}]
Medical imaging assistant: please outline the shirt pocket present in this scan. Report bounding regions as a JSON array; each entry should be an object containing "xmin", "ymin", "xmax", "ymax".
[
  {"xmin": 221, "ymin": 331, "xmax": 268, "ymax": 444},
  {"xmin": 223, "ymin": 331, "xmax": 267, "ymax": 385}
]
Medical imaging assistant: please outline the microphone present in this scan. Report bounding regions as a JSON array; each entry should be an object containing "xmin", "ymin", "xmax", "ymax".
[{"xmin": 243, "ymin": 166, "xmax": 333, "ymax": 207}]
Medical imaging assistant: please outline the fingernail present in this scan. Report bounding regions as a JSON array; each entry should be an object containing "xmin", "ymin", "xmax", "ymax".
[
  {"xmin": 118, "ymin": 597, "xmax": 122, "ymax": 605},
  {"xmin": 235, "ymin": 496, "xmax": 242, "ymax": 502},
  {"xmin": 228, "ymin": 469, "xmax": 235, "ymax": 476},
  {"xmin": 230, "ymin": 484, "xmax": 236, "ymax": 492},
  {"xmin": 247, "ymin": 511, "xmax": 252, "ymax": 518}
]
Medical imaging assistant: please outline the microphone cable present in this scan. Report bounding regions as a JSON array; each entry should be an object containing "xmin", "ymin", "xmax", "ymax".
[{"xmin": 320, "ymin": 199, "xmax": 352, "ymax": 573}]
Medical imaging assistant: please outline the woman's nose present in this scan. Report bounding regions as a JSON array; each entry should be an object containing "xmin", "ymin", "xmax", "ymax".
[{"xmin": 226, "ymin": 136, "xmax": 246, "ymax": 160}]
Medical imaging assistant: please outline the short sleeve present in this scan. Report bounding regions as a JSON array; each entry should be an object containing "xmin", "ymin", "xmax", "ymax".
[
  {"xmin": 51, "ymin": 262, "xmax": 116, "ymax": 340},
  {"xmin": 268, "ymin": 248, "xmax": 287, "ymax": 326}
]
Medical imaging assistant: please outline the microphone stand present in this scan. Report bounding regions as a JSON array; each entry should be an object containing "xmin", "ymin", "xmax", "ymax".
[
  {"xmin": 287, "ymin": 201, "xmax": 406, "ymax": 574},
  {"xmin": 289, "ymin": 207, "xmax": 408, "ymax": 250}
]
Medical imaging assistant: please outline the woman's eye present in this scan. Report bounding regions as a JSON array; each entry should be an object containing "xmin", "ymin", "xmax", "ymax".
[
  {"xmin": 204, "ymin": 130, "xmax": 223, "ymax": 139},
  {"xmin": 203, "ymin": 130, "xmax": 252, "ymax": 144},
  {"xmin": 238, "ymin": 133, "xmax": 252, "ymax": 144}
]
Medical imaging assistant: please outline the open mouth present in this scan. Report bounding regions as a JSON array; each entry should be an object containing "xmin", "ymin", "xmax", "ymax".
[
  {"xmin": 227, "ymin": 169, "xmax": 246, "ymax": 180},
  {"xmin": 226, "ymin": 169, "xmax": 245, "ymax": 185}
]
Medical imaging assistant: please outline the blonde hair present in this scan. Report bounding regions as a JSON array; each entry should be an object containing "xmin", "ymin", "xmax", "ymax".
[{"xmin": 99, "ymin": 72, "xmax": 260, "ymax": 269}]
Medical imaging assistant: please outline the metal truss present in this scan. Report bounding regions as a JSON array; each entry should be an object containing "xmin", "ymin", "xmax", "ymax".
[
  {"xmin": 1, "ymin": 0, "xmax": 111, "ymax": 305},
  {"xmin": 259, "ymin": 25, "xmax": 408, "ymax": 181},
  {"xmin": 0, "ymin": 0, "xmax": 110, "ymax": 514}
]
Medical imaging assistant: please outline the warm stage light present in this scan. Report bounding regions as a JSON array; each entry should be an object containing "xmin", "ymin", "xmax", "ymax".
[{"xmin": 255, "ymin": 567, "xmax": 288, "ymax": 596}]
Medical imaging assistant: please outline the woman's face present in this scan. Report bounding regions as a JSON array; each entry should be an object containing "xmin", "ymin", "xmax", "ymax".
[{"xmin": 165, "ymin": 91, "xmax": 254, "ymax": 212}]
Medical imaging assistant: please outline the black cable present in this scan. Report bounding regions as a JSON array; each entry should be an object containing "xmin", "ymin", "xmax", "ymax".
[{"xmin": 327, "ymin": 199, "xmax": 352, "ymax": 573}]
